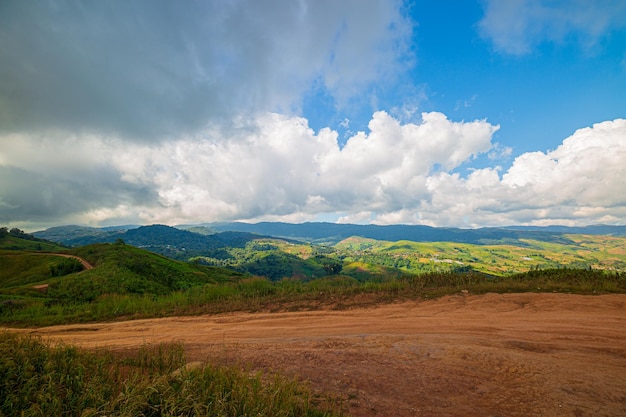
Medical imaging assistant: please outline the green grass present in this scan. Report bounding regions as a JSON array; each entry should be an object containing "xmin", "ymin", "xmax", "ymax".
[
  {"xmin": 0, "ymin": 333, "xmax": 342, "ymax": 417},
  {"xmin": 337, "ymin": 235, "xmax": 626, "ymax": 276},
  {"xmin": 0, "ymin": 252, "xmax": 75, "ymax": 289},
  {"xmin": 2, "ymin": 233, "xmax": 625, "ymax": 327},
  {"xmin": 0, "ymin": 235, "xmax": 65, "ymax": 252},
  {"xmin": 2, "ymin": 268, "xmax": 623, "ymax": 327},
  {"xmin": 0, "ymin": 242, "xmax": 250, "ymax": 325}
]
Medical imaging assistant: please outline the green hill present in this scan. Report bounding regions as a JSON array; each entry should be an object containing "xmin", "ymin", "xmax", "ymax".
[
  {"xmin": 53, "ymin": 242, "xmax": 243, "ymax": 303},
  {"xmin": 3, "ymin": 226, "xmax": 625, "ymax": 328},
  {"xmin": 1, "ymin": 229, "xmax": 75, "ymax": 290},
  {"xmin": 335, "ymin": 234, "xmax": 626, "ymax": 276},
  {"xmin": 0, "ymin": 227, "xmax": 66, "ymax": 252},
  {"xmin": 0, "ymin": 237, "xmax": 247, "ymax": 326}
]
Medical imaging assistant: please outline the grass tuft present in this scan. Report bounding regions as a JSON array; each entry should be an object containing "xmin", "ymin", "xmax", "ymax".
[{"xmin": 0, "ymin": 333, "xmax": 343, "ymax": 417}]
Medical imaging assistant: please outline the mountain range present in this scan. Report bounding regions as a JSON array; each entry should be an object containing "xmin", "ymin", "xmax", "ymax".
[
  {"xmin": 34, "ymin": 222, "xmax": 626, "ymax": 250},
  {"xmin": 204, "ymin": 222, "xmax": 626, "ymax": 244}
]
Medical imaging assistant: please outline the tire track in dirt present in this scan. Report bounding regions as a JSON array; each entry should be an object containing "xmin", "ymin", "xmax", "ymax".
[{"xmin": 7, "ymin": 293, "xmax": 626, "ymax": 417}]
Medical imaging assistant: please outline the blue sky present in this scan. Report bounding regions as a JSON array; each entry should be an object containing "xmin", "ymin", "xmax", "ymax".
[
  {"xmin": 1, "ymin": 0, "xmax": 625, "ymax": 230},
  {"xmin": 305, "ymin": 1, "xmax": 626, "ymax": 157}
]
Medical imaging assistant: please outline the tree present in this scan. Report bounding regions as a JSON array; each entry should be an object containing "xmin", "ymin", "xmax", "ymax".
[{"xmin": 9, "ymin": 228, "xmax": 25, "ymax": 236}]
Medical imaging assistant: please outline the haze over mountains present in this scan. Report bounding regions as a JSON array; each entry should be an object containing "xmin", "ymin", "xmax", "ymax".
[{"xmin": 35, "ymin": 222, "xmax": 626, "ymax": 249}]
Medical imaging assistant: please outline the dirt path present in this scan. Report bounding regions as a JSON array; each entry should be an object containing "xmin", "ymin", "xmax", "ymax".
[
  {"xmin": 6, "ymin": 252, "xmax": 95, "ymax": 270},
  {"xmin": 12, "ymin": 293, "xmax": 626, "ymax": 417},
  {"xmin": 50, "ymin": 253, "xmax": 94, "ymax": 270}
]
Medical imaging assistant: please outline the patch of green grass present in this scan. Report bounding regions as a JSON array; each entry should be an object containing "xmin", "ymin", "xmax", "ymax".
[
  {"xmin": 0, "ymin": 252, "xmax": 87, "ymax": 295},
  {"xmin": 0, "ymin": 333, "xmax": 343, "ymax": 417},
  {"xmin": 2, "ymin": 233, "xmax": 626, "ymax": 328},
  {"xmin": 336, "ymin": 235, "xmax": 626, "ymax": 277},
  {"xmin": 2, "ymin": 268, "xmax": 624, "ymax": 327},
  {"xmin": 0, "ymin": 235, "xmax": 65, "ymax": 252}
]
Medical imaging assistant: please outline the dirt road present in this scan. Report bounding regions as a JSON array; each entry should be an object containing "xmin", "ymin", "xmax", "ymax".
[
  {"xmin": 17, "ymin": 293, "xmax": 626, "ymax": 417},
  {"xmin": 52, "ymin": 253, "xmax": 94, "ymax": 270}
]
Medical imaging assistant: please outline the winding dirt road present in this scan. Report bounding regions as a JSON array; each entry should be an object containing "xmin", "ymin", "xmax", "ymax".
[
  {"xmin": 51, "ymin": 253, "xmax": 94, "ymax": 270},
  {"xmin": 15, "ymin": 293, "xmax": 626, "ymax": 417}
]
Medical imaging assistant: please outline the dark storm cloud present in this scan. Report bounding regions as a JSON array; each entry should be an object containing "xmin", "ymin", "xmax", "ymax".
[
  {"xmin": 0, "ymin": 1, "xmax": 231, "ymax": 139},
  {"xmin": 0, "ymin": 164, "xmax": 159, "ymax": 223},
  {"xmin": 0, "ymin": 0, "xmax": 412, "ymax": 141}
]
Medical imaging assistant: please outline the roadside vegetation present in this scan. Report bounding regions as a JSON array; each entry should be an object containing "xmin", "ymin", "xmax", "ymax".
[
  {"xmin": 1, "ymin": 260, "xmax": 623, "ymax": 327},
  {"xmin": 1, "ymin": 230, "xmax": 624, "ymax": 327},
  {"xmin": 0, "ymin": 333, "xmax": 342, "ymax": 417}
]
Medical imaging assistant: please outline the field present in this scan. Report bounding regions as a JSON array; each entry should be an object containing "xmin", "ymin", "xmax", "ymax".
[
  {"xmin": 11, "ymin": 292, "xmax": 626, "ymax": 417},
  {"xmin": 334, "ymin": 234, "xmax": 626, "ymax": 275}
]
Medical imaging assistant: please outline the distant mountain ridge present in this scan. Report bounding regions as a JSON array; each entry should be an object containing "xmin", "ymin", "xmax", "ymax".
[
  {"xmin": 34, "ymin": 224, "xmax": 273, "ymax": 260},
  {"xmin": 35, "ymin": 222, "xmax": 626, "ymax": 250},
  {"xmin": 205, "ymin": 222, "xmax": 626, "ymax": 244},
  {"xmin": 502, "ymin": 225, "xmax": 626, "ymax": 235}
]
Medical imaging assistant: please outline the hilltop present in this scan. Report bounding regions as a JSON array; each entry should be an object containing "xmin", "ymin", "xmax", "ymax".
[
  {"xmin": 4, "ymin": 224, "xmax": 626, "ymax": 327},
  {"xmin": 33, "ymin": 222, "xmax": 626, "ymax": 278},
  {"xmin": 0, "ymin": 230, "xmax": 246, "ymax": 326}
]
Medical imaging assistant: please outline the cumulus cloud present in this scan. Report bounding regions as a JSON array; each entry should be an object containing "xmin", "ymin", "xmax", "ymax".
[
  {"xmin": 2, "ymin": 113, "xmax": 625, "ymax": 230},
  {"xmin": 0, "ymin": 112, "xmax": 498, "ymax": 228},
  {"xmin": 479, "ymin": 0, "xmax": 626, "ymax": 54},
  {"xmin": 420, "ymin": 118, "xmax": 626, "ymax": 226},
  {"xmin": 106, "ymin": 111, "xmax": 498, "ymax": 224},
  {"xmin": 0, "ymin": 0, "xmax": 412, "ymax": 141}
]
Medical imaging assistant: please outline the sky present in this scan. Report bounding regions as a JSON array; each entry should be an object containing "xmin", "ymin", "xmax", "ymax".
[{"xmin": 1, "ymin": 0, "xmax": 625, "ymax": 231}]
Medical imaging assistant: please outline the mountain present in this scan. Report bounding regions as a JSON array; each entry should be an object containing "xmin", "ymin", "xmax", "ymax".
[
  {"xmin": 35, "ymin": 224, "xmax": 271, "ymax": 260},
  {"xmin": 33, "ymin": 225, "xmax": 136, "ymax": 246},
  {"xmin": 502, "ymin": 225, "xmax": 626, "ymax": 236},
  {"xmin": 35, "ymin": 222, "xmax": 626, "ymax": 256},
  {"xmin": 34, "ymin": 222, "xmax": 626, "ymax": 252},
  {"xmin": 205, "ymin": 222, "xmax": 581, "ymax": 245}
]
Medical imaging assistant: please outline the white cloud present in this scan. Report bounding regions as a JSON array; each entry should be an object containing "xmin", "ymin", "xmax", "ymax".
[
  {"xmin": 0, "ymin": 112, "xmax": 497, "ymax": 228},
  {"xmin": 417, "ymin": 118, "xmax": 626, "ymax": 227},
  {"xmin": 502, "ymin": 118, "xmax": 626, "ymax": 207},
  {"xmin": 114, "ymin": 111, "xmax": 498, "ymax": 224},
  {"xmin": 479, "ymin": 0, "xmax": 626, "ymax": 54},
  {"xmin": 488, "ymin": 143, "xmax": 513, "ymax": 161},
  {"xmin": 2, "ymin": 114, "xmax": 625, "ymax": 230}
]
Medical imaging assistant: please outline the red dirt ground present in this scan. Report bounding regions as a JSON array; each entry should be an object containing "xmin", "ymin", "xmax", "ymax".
[{"xmin": 15, "ymin": 293, "xmax": 626, "ymax": 417}]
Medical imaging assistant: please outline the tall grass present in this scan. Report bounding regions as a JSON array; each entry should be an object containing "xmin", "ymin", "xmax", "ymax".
[
  {"xmin": 1, "ymin": 269, "xmax": 624, "ymax": 327},
  {"xmin": 0, "ymin": 333, "xmax": 342, "ymax": 417}
]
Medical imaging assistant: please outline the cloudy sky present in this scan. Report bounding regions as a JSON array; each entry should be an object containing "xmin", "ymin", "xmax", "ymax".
[{"xmin": 1, "ymin": 0, "xmax": 625, "ymax": 231}]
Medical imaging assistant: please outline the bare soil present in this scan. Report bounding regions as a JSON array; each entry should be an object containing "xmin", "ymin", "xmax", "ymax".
[
  {"xmin": 53, "ymin": 253, "xmax": 94, "ymax": 270},
  {"xmin": 15, "ymin": 293, "xmax": 626, "ymax": 417}
]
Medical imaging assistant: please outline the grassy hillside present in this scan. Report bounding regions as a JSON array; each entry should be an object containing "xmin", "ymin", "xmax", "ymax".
[
  {"xmin": 41, "ymin": 242, "xmax": 243, "ymax": 304},
  {"xmin": 336, "ymin": 234, "xmax": 626, "ymax": 276},
  {"xmin": 196, "ymin": 233, "xmax": 626, "ymax": 280},
  {"xmin": 2, "ymin": 228, "xmax": 625, "ymax": 327},
  {"xmin": 0, "ymin": 253, "xmax": 82, "ymax": 290},
  {"xmin": 0, "ymin": 230, "xmax": 78, "ymax": 292},
  {"xmin": 0, "ymin": 240, "xmax": 248, "ymax": 326},
  {"xmin": 0, "ymin": 228, "xmax": 66, "ymax": 252}
]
